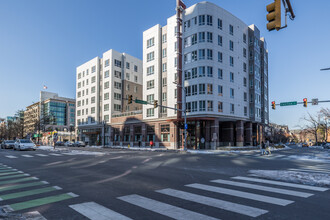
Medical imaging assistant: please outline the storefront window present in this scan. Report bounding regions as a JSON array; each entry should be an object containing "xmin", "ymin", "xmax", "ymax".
[{"xmin": 161, "ymin": 124, "xmax": 170, "ymax": 142}]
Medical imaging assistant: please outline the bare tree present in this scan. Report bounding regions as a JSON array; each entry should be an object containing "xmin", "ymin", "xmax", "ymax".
[
  {"xmin": 319, "ymin": 108, "xmax": 330, "ymax": 143},
  {"xmin": 301, "ymin": 112, "xmax": 321, "ymax": 145}
]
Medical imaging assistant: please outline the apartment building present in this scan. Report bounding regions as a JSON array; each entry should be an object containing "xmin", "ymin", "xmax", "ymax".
[
  {"xmin": 76, "ymin": 49, "xmax": 143, "ymax": 145},
  {"xmin": 139, "ymin": 1, "xmax": 269, "ymax": 148}
]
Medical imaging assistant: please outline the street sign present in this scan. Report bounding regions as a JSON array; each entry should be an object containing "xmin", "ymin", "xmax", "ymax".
[
  {"xmin": 135, "ymin": 99, "xmax": 148, "ymax": 105},
  {"xmin": 184, "ymin": 124, "xmax": 188, "ymax": 130},
  {"xmin": 312, "ymin": 98, "xmax": 319, "ymax": 105},
  {"xmin": 280, "ymin": 101, "xmax": 297, "ymax": 106}
]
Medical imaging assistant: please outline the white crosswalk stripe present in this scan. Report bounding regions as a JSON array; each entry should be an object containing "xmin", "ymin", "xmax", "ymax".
[
  {"xmin": 5, "ymin": 156, "xmax": 17, "ymax": 159},
  {"xmin": 49, "ymin": 153, "xmax": 62, "ymax": 156},
  {"xmin": 70, "ymin": 202, "xmax": 132, "ymax": 220},
  {"xmin": 232, "ymin": 176, "xmax": 329, "ymax": 192},
  {"xmin": 211, "ymin": 179, "xmax": 313, "ymax": 198},
  {"xmin": 186, "ymin": 183, "xmax": 293, "ymax": 206},
  {"xmin": 21, "ymin": 155, "xmax": 34, "ymax": 158},
  {"xmin": 118, "ymin": 194, "xmax": 219, "ymax": 220},
  {"xmin": 288, "ymin": 168, "xmax": 330, "ymax": 175},
  {"xmin": 36, "ymin": 154, "xmax": 48, "ymax": 157},
  {"xmin": 157, "ymin": 188, "xmax": 268, "ymax": 217}
]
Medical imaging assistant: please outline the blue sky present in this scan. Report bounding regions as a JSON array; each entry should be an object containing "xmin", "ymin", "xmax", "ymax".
[{"xmin": 1, "ymin": 0, "xmax": 330, "ymax": 129}]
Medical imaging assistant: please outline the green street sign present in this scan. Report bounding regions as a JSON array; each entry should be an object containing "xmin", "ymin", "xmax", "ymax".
[
  {"xmin": 135, "ymin": 99, "xmax": 148, "ymax": 105},
  {"xmin": 280, "ymin": 101, "xmax": 297, "ymax": 106}
]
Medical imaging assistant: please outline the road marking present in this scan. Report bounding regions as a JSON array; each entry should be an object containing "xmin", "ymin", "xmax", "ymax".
[
  {"xmin": 0, "ymin": 177, "xmax": 38, "ymax": 185},
  {"xmin": 4, "ymin": 192, "xmax": 78, "ymax": 211},
  {"xmin": 0, "ymin": 171, "xmax": 21, "ymax": 176},
  {"xmin": 62, "ymin": 153, "xmax": 75, "ymax": 155},
  {"xmin": 232, "ymin": 176, "xmax": 329, "ymax": 192},
  {"xmin": 36, "ymin": 154, "xmax": 48, "ymax": 157},
  {"xmin": 5, "ymin": 156, "xmax": 17, "ymax": 159},
  {"xmin": 21, "ymin": 155, "xmax": 34, "ymax": 158},
  {"xmin": 157, "ymin": 188, "xmax": 267, "ymax": 217},
  {"xmin": 0, "ymin": 181, "xmax": 48, "ymax": 192},
  {"xmin": 0, "ymin": 186, "xmax": 59, "ymax": 200},
  {"xmin": 211, "ymin": 179, "xmax": 313, "ymax": 198},
  {"xmin": 49, "ymin": 153, "xmax": 62, "ymax": 156},
  {"xmin": 118, "ymin": 194, "xmax": 219, "ymax": 220},
  {"xmin": 22, "ymin": 211, "xmax": 47, "ymax": 220},
  {"xmin": 70, "ymin": 202, "xmax": 132, "ymax": 220},
  {"xmin": 0, "ymin": 174, "xmax": 30, "ymax": 180},
  {"xmin": 186, "ymin": 183, "xmax": 293, "ymax": 206}
]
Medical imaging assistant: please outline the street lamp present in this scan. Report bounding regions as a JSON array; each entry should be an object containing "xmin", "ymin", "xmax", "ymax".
[{"xmin": 173, "ymin": 81, "xmax": 187, "ymax": 151}]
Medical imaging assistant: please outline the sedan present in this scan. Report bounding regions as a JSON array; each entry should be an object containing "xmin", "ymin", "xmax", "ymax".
[
  {"xmin": 14, "ymin": 139, "xmax": 36, "ymax": 151},
  {"xmin": 1, "ymin": 140, "xmax": 15, "ymax": 149},
  {"xmin": 64, "ymin": 141, "xmax": 74, "ymax": 147},
  {"xmin": 74, "ymin": 141, "xmax": 86, "ymax": 147},
  {"xmin": 323, "ymin": 143, "xmax": 330, "ymax": 149}
]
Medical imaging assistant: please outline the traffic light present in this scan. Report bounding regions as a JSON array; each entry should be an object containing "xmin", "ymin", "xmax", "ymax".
[
  {"xmin": 266, "ymin": 0, "xmax": 281, "ymax": 31},
  {"xmin": 303, "ymin": 98, "xmax": 307, "ymax": 107},
  {"xmin": 128, "ymin": 95, "xmax": 133, "ymax": 104},
  {"xmin": 154, "ymin": 100, "xmax": 158, "ymax": 108},
  {"xmin": 272, "ymin": 101, "xmax": 276, "ymax": 110}
]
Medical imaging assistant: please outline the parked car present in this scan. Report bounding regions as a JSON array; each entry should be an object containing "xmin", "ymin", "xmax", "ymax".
[
  {"xmin": 1, "ymin": 140, "xmax": 15, "ymax": 149},
  {"xmin": 322, "ymin": 143, "xmax": 330, "ymax": 149},
  {"xmin": 74, "ymin": 141, "xmax": 86, "ymax": 147},
  {"xmin": 64, "ymin": 141, "xmax": 74, "ymax": 147},
  {"xmin": 55, "ymin": 141, "xmax": 64, "ymax": 146},
  {"xmin": 302, "ymin": 143, "xmax": 309, "ymax": 147},
  {"xmin": 14, "ymin": 139, "xmax": 36, "ymax": 151}
]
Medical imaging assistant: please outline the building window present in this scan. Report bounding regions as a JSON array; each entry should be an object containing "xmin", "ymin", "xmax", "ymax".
[
  {"xmin": 78, "ymin": 73, "xmax": 81, "ymax": 79},
  {"xmin": 147, "ymin": 94, "xmax": 154, "ymax": 102},
  {"xmin": 191, "ymin": 68, "xmax": 197, "ymax": 78},
  {"xmin": 147, "ymin": 66, "xmax": 154, "ymax": 75},
  {"xmin": 114, "ymin": 104, "xmax": 121, "ymax": 111},
  {"xmin": 207, "ymin": 84, "xmax": 213, "ymax": 94},
  {"xmin": 126, "ymin": 84, "xmax": 130, "ymax": 91},
  {"xmin": 207, "ymin": 66, "xmax": 213, "ymax": 77},
  {"xmin": 134, "ymin": 65, "xmax": 138, "ymax": 72},
  {"xmin": 126, "ymin": 62, "xmax": 130, "ymax": 69},
  {"xmin": 198, "ymin": 49, "xmax": 205, "ymax": 60},
  {"xmin": 162, "ymin": 34, "xmax": 167, "ymax": 43},
  {"xmin": 104, "ymin": 70, "xmax": 109, "ymax": 78},
  {"xmin": 162, "ymin": 92, "xmax": 167, "ymax": 102},
  {"xmin": 230, "ymin": 72, "xmax": 234, "ymax": 82},
  {"xmin": 105, "ymin": 59, "xmax": 110, "ymax": 67},
  {"xmin": 77, "ymin": 110, "xmax": 81, "ymax": 116},
  {"xmin": 218, "ymin": 85, "xmax": 223, "ymax": 96},
  {"xmin": 192, "ymin": 84, "xmax": 197, "ymax": 95},
  {"xmin": 244, "ymin": 77, "xmax": 247, "ymax": 87},
  {"xmin": 114, "ymin": 93, "xmax": 121, "ymax": 100},
  {"xmin": 207, "ymin": 49, "xmax": 213, "ymax": 60},
  {"xmin": 91, "ymin": 86, "xmax": 95, "ymax": 93},
  {"xmin": 78, "ymin": 82, "xmax": 81, "ymax": 89},
  {"xmin": 218, "ymin": 102, "xmax": 223, "ymax": 112},
  {"xmin": 229, "ymin": 25, "xmax": 234, "ymax": 35},
  {"xmin": 114, "ymin": 82, "xmax": 121, "ymax": 90},
  {"xmin": 218, "ymin": 19, "xmax": 222, "ymax": 29},
  {"xmin": 185, "ymin": 86, "xmax": 191, "ymax": 96},
  {"xmin": 91, "ymin": 97, "xmax": 95, "ymax": 104},
  {"xmin": 185, "ymin": 70, "xmax": 191, "ymax": 80},
  {"xmin": 104, "ymin": 115, "xmax": 109, "ymax": 122},
  {"xmin": 243, "ymin": 33, "xmax": 247, "ymax": 43},
  {"xmin": 147, "ymin": 80, "xmax": 154, "ymax": 90},
  {"xmin": 218, "ymin": 69, "xmax": 223, "ymax": 79},
  {"xmin": 161, "ymin": 124, "xmax": 170, "ymax": 142},
  {"xmin": 91, "ymin": 107, "xmax": 95, "ymax": 114},
  {"xmin": 218, "ymin": 52, "xmax": 223, "ymax": 63},
  {"xmin": 198, "ymin": 32, "xmax": 205, "ymax": 43},
  {"xmin": 230, "ymin": 104, "xmax": 235, "ymax": 114},
  {"xmin": 207, "ymin": 100, "xmax": 213, "ymax": 111},
  {"xmin": 147, "ymin": 52, "xmax": 154, "ymax": 62},
  {"xmin": 162, "ymin": 48, "xmax": 167, "ymax": 58},
  {"xmin": 230, "ymin": 88, "xmax": 234, "ymax": 98},
  {"xmin": 104, "ymin": 104, "xmax": 109, "ymax": 112},
  {"xmin": 207, "ymin": 32, "xmax": 213, "ymax": 43},
  {"xmin": 104, "ymin": 93, "xmax": 109, "ymax": 100},
  {"xmin": 174, "ymin": 57, "xmax": 177, "ymax": 67},
  {"xmin": 147, "ymin": 37, "xmax": 155, "ymax": 48},
  {"xmin": 192, "ymin": 33, "xmax": 197, "ymax": 45},
  {"xmin": 126, "ymin": 72, "xmax": 130, "ymax": 80},
  {"xmin": 207, "ymin": 15, "xmax": 213, "ymax": 26},
  {"xmin": 114, "ymin": 59, "xmax": 121, "ymax": 68},
  {"xmin": 162, "ymin": 63, "xmax": 167, "ymax": 72},
  {"xmin": 230, "ymin": 56, "xmax": 234, "ymax": 67},
  {"xmin": 218, "ymin": 35, "xmax": 222, "ymax": 46},
  {"xmin": 243, "ymin": 48, "xmax": 247, "ymax": 58},
  {"xmin": 199, "ymin": 66, "xmax": 205, "ymax": 77},
  {"xmin": 114, "ymin": 71, "xmax": 121, "ymax": 78},
  {"xmin": 147, "ymin": 108, "xmax": 154, "ymax": 117},
  {"xmin": 199, "ymin": 100, "xmax": 206, "ymax": 111},
  {"xmin": 229, "ymin": 40, "xmax": 234, "ymax": 51},
  {"xmin": 134, "ymin": 76, "xmax": 138, "ymax": 83},
  {"xmin": 134, "ymin": 86, "xmax": 137, "ymax": 93},
  {"xmin": 244, "ymin": 92, "xmax": 247, "ymax": 101},
  {"xmin": 243, "ymin": 62, "xmax": 247, "ymax": 72},
  {"xmin": 91, "ymin": 76, "xmax": 96, "ymax": 83},
  {"xmin": 91, "ymin": 66, "xmax": 96, "ymax": 73},
  {"xmin": 244, "ymin": 106, "xmax": 247, "ymax": 116},
  {"xmin": 174, "ymin": 89, "xmax": 177, "ymax": 98},
  {"xmin": 77, "ymin": 100, "xmax": 81, "ymax": 107},
  {"xmin": 162, "ymin": 77, "xmax": 167, "ymax": 87},
  {"xmin": 199, "ymin": 83, "xmax": 205, "ymax": 94},
  {"xmin": 199, "ymin": 15, "xmax": 205, "ymax": 25}
]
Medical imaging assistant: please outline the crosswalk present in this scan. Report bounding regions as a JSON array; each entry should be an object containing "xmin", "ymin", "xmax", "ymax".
[
  {"xmin": 3, "ymin": 152, "xmax": 79, "ymax": 159},
  {"xmin": 287, "ymin": 164, "xmax": 330, "ymax": 175},
  {"xmin": 0, "ymin": 161, "xmax": 328, "ymax": 219}
]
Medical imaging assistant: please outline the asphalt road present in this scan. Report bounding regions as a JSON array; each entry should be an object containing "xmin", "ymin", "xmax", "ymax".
[{"xmin": 0, "ymin": 145, "xmax": 329, "ymax": 220}]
